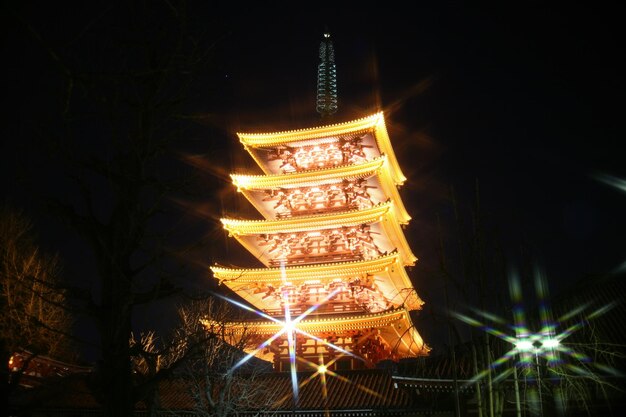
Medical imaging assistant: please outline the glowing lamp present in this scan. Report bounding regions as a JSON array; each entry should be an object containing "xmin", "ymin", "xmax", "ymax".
[
  {"xmin": 515, "ymin": 340, "xmax": 535, "ymax": 351},
  {"xmin": 542, "ymin": 338, "xmax": 560, "ymax": 349}
]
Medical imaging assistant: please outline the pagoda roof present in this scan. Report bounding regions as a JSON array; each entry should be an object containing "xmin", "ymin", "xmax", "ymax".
[
  {"xmin": 231, "ymin": 155, "xmax": 411, "ymax": 224},
  {"xmin": 211, "ymin": 252, "xmax": 424, "ymax": 312},
  {"xmin": 221, "ymin": 201, "xmax": 417, "ymax": 267},
  {"xmin": 221, "ymin": 307, "xmax": 429, "ymax": 360},
  {"xmin": 237, "ymin": 112, "xmax": 407, "ymax": 185}
]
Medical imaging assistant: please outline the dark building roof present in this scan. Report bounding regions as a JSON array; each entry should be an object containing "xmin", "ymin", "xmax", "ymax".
[
  {"xmin": 11, "ymin": 369, "xmax": 427, "ymax": 416},
  {"xmin": 154, "ymin": 369, "xmax": 415, "ymax": 411},
  {"xmin": 254, "ymin": 370, "xmax": 410, "ymax": 410},
  {"xmin": 9, "ymin": 350, "xmax": 93, "ymax": 388}
]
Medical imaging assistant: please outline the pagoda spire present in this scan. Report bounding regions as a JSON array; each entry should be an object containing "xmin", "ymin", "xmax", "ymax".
[{"xmin": 316, "ymin": 29, "xmax": 338, "ymax": 118}]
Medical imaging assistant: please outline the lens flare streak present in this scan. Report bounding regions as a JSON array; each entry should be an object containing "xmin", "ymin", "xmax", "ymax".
[
  {"xmin": 452, "ymin": 270, "xmax": 619, "ymax": 387},
  {"xmin": 209, "ymin": 253, "xmax": 403, "ymax": 411},
  {"xmin": 215, "ymin": 274, "xmax": 362, "ymax": 405}
]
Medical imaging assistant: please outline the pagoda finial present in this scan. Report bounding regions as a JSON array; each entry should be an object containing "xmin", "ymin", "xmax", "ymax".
[{"xmin": 316, "ymin": 29, "xmax": 338, "ymax": 118}]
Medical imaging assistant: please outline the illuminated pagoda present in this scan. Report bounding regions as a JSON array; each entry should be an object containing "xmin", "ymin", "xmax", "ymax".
[{"xmin": 211, "ymin": 32, "xmax": 429, "ymax": 372}]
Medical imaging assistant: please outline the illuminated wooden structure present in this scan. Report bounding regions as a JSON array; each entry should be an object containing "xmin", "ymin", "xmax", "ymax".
[{"xmin": 212, "ymin": 112, "xmax": 429, "ymax": 371}]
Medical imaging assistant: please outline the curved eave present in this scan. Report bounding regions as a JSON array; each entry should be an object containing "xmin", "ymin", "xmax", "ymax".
[
  {"xmin": 212, "ymin": 252, "xmax": 424, "ymax": 311},
  {"xmin": 232, "ymin": 157, "xmax": 385, "ymax": 189},
  {"xmin": 223, "ymin": 201, "xmax": 389, "ymax": 234},
  {"xmin": 231, "ymin": 156, "xmax": 411, "ymax": 224},
  {"xmin": 229, "ymin": 307, "xmax": 430, "ymax": 358},
  {"xmin": 221, "ymin": 202, "xmax": 417, "ymax": 266},
  {"xmin": 237, "ymin": 112, "xmax": 406, "ymax": 185},
  {"xmin": 212, "ymin": 252, "xmax": 402, "ymax": 282},
  {"xmin": 235, "ymin": 307, "xmax": 407, "ymax": 333},
  {"xmin": 372, "ymin": 115, "xmax": 406, "ymax": 186},
  {"xmin": 238, "ymin": 113, "xmax": 383, "ymax": 147}
]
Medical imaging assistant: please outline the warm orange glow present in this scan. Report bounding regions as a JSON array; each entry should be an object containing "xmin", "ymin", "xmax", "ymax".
[
  {"xmin": 230, "ymin": 155, "xmax": 411, "ymax": 224},
  {"xmin": 214, "ymin": 111, "xmax": 428, "ymax": 373},
  {"xmin": 222, "ymin": 306, "xmax": 429, "ymax": 359},
  {"xmin": 220, "ymin": 201, "xmax": 417, "ymax": 268},
  {"xmin": 237, "ymin": 112, "xmax": 407, "ymax": 185}
]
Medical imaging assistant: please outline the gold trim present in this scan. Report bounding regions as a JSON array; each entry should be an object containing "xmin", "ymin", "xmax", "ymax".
[
  {"xmin": 212, "ymin": 252, "xmax": 400, "ymax": 281},
  {"xmin": 221, "ymin": 201, "xmax": 417, "ymax": 266},
  {"xmin": 235, "ymin": 307, "xmax": 410, "ymax": 333},
  {"xmin": 212, "ymin": 252, "xmax": 424, "ymax": 312},
  {"xmin": 237, "ymin": 112, "xmax": 406, "ymax": 186},
  {"xmin": 221, "ymin": 306, "xmax": 430, "ymax": 357},
  {"xmin": 231, "ymin": 157, "xmax": 385, "ymax": 189},
  {"xmin": 237, "ymin": 113, "xmax": 383, "ymax": 145},
  {"xmin": 222, "ymin": 201, "xmax": 391, "ymax": 234},
  {"xmin": 231, "ymin": 156, "xmax": 411, "ymax": 225}
]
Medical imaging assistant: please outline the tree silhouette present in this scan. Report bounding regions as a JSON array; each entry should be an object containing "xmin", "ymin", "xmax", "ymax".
[{"xmin": 13, "ymin": 2, "xmax": 222, "ymax": 415}]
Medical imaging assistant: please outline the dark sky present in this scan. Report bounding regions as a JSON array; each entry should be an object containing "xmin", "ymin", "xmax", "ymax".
[
  {"xmin": 213, "ymin": 3, "xmax": 626, "ymax": 284},
  {"xmin": 3, "ymin": 2, "xmax": 625, "ymax": 356}
]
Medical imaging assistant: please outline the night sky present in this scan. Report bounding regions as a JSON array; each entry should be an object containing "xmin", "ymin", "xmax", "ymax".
[{"xmin": 3, "ymin": 2, "xmax": 625, "ymax": 357}]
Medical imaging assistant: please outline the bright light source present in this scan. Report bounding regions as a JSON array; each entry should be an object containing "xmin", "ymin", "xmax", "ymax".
[
  {"xmin": 318, "ymin": 365, "xmax": 327, "ymax": 374},
  {"xmin": 283, "ymin": 320, "xmax": 294, "ymax": 333},
  {"xmin": 542, "ymin": 338, "xmax": 560, "ymax": 348},
  {"xmin": 515, "ymin": 340, "xmax": 534, "ymax": 351}
]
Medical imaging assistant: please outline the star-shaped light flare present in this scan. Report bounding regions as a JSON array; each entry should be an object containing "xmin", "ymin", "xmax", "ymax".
[
  {"xmin": 452, "ymin": 267, "xmax": 619, "ymax": 384},
  {"xmin": 215, "ymin": 260, "xmax": 360, "ymax": 404},
  {"xmin": 271, "ymin": 353, "xmax": 384, "ymax": 413}
]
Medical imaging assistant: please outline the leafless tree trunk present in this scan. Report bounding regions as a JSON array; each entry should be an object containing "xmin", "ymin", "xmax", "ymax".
[
  {"xmin": 537, "ymin": 290, "xmax": 625, "ymax": 416},
  {"xmin": 172, "ymin": 297, "xmax": 279, "ymax": 417},
  {"xmin": 126, "ymin": 296, "xmax": 278, "ymax": 416},
  {"xmin": 433, "ymin": 182, "xmax": 510, "ymax": 416},
  {"xmin": 13, "ymin": 1, "xmax": 222, "ymax": 415}
]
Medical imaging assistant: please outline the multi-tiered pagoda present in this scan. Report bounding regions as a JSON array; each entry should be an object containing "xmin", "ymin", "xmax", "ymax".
[{"xmin": 211, "ymin": 32, "xmax": 429, "ymax": 372}]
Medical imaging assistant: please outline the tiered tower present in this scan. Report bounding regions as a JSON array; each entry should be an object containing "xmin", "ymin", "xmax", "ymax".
[
  {"xmin": 210, "ymin": 32, "xmax": 428, "ymax": 372},
  {"xmin": 212, "ymin": 111, "xmax": 429, "ymax": 371}
]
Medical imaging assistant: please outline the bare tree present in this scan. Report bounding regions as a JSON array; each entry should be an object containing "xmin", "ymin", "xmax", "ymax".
[
  {"xmin": 173, "ymin": 296, "xmax": 278, "ymax": 417},
  {"xmin": 126, "ymin": 296, "xmax": 278, "ymax": 416},
  {"xmin": 9, "ymin": 1, "xmax": 226, "ymax": 415},
  {"xmin": 534, "ymin": 280, "xmax": 626, "ymax": 416},
  {"xmin": 0, "ymin": 205, "xmax": 74, "ymax": 408},
  {"xmin": 431, "ymin": 182, "xmax": 509, "ymax": 417}
]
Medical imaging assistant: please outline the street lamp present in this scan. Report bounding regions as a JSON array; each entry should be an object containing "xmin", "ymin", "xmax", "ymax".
[{"xmin": 514, "ymin": 335, "xmax": 560, "ymax": 417}]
